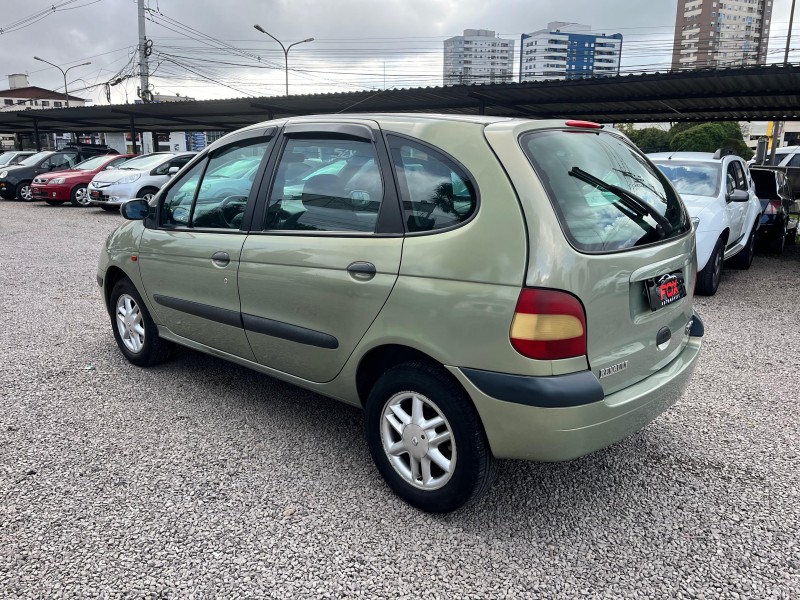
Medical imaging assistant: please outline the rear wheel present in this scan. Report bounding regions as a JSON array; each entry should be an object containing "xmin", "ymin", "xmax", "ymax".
[
  {"xmin": 16, "ymin": 182, "xmax": 33, "ymax": 202},
  {"xmin": 696, "ymin": 237, "xmax": 724, "ymax": 296},
  {"xmin": 365, "ymin": 362, "xmax": 498, "ymax": 513},
  {"xmin": 728, "ymin": 224, "xmax": 756, "ymax": 269},
  {"xmin": 109, "ymin": 278, "xmax": 173, "ymax": 367},
  {"xmin": 765, "ymin": 219, "xmax": 787, "ymax": 254},
  {"xmin": 70, "ymin": 184, "xmax": 90, "ymax": 207}
]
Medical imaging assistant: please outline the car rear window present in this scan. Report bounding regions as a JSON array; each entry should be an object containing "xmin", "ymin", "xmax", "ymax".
[{"xmin": 521, "ymin": 130, "xmax": 689, "ymax": 253}]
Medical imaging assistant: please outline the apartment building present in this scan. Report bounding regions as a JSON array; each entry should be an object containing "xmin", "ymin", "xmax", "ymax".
[
  {"xmin": 519, "ymin": 22, "xmax": 623, "ymax": 82},
  {"xmin": 443, "ymin": 29, "xmax": 515, "ymax": 85},
  {"xmin": 671, "ymin": 0, "xmax": 773, "ymax": 69}
]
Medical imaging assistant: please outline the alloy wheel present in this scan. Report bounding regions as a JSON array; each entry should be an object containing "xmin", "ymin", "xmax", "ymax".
[
  {"xmin": 115, "ymin": 293, "xmax": 145, "ymax": 353},
  {"xmin": 74, "ymin": 186, "xmax": 90, "ymax": 206},
  {"xmin": 380, "ymin": 391, "xmax": 456, "ymax": 490},
  {"xmin": 18, "ymin": 185, "xmax": 32, "ymax": 201}
]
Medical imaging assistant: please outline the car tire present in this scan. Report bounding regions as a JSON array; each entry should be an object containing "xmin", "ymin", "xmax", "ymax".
[
  {"xmin": 99, "ymin": 205, "xmax": 119, "ymax": 212},
  {"xmin": 70, "ymin": 184, "xmax": 90, "ymax": 207},
  {"xmin": 696, "ymin": 237, "xmax": 725, "ymax": 296},
  {"xmin": 365, "ymin": 361, "xmax": 498, "ymax": 513},
  {"xmin": 109, "ymin": 278, "xmax": 174, "ymax": 367},
  {"xmin": 728, "ymin": 223, "xmax": 757, "ymax": 270},
  {"xmin": 16, "ymin": 182, "xmax": 33, "ymax": 202},
  {"xmin": 45, "ymin": 199, "xmax": 62, "ymax": 206},
  {"xmin": 137, "ymin": 187, "xmax": 159, "ymax": 202},
  {"xmin": 765, "ymin": 219, "xmax": 787, "ymax": 254}
]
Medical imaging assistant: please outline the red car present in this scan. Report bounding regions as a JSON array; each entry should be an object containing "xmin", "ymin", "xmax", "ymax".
[{"xmin": 32, "ymin": 154, "xmax": 136, "ymax": 207}]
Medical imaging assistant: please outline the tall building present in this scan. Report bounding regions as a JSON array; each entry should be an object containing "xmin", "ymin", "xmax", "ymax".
[
  {"xmin": 671, "ymin": 0, "xmax": 773, "ymax": 70},
  {"xmin": 443, "ymin": 29, "xmax": 515, "ymax": 85},
  {"xmin": 519, "ymin": 22, "xmax": 623, "ymax": 82}
]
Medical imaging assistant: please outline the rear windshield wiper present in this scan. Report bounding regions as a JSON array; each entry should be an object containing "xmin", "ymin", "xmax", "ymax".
[{"xmin": 569, "ymin": 167, "xmax": 673, "ymax": 237}]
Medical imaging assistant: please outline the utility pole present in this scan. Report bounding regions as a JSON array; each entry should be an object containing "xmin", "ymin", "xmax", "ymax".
[{"xmin": 137, "ymin": 0, "xmax": 150, "ymax": 103}]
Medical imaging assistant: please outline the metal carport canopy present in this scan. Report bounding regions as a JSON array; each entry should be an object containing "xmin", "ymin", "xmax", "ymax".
[{"xmin": 1, "ymin": 63, "xmax": 799, "ymax": 135}]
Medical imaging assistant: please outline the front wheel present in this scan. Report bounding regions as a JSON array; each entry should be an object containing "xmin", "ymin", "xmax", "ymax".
[
  {"xmin": 109, "ymin": 278, "xmax": 173, "ymax": 367},
  {"xmin": 696, "ymin": 237, "xmax": 724, "ymax": 296},
  {"xmin": 137, "ymin": 187, "xmax": 159, "ymax": 202},
  {"xmin": 365, "ymin": 362, "xmax": 498, "ymax": 513},
  {"xmin": 70, "ymin": 184, "xmax": 90, "ymax": 207},
  {"xmin": 16, "ymin": 182, "xmax": 33, "ymax": 202}
]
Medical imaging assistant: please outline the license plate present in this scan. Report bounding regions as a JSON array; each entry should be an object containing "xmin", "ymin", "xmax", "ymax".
[{"xmin": 645, "ymin": 271, "xmax": 686, "ymax": 311}]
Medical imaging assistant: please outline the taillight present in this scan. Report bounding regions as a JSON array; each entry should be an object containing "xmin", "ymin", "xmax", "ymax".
[
  {"xmin": 510, "ymin": 289, "xmax": 587, "ymax": 360},
  {"xmin": 764, "ymin": 201, "xmax": 782, "ymax": 215}
]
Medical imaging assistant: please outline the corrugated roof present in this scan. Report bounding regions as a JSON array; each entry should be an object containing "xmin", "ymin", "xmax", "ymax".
[{"xmin": 0, "ymin": 63, "xmax": 798, "ymax": 135}]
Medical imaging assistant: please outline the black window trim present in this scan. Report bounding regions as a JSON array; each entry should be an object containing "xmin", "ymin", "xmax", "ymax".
[
  {"xmin": 519, "ymin": 127, "xmax": 692, "ymax": 256},
  {"xmin": 248, "ymin": 124, "xmax": 404, "ymax": 237},
  {"xmin": 384, "ymin": 132, "xmax": 481, "ymax": 237}
]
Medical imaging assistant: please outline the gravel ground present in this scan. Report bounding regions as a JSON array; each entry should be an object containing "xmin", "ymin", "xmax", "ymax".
[{"xmin": 1, "ymin": 200, "xmax": 798, "ymax": 599}]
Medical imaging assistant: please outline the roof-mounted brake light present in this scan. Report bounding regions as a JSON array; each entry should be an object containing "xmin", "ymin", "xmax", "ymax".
[{"xmin": 565, "ymin": 120, "xmax": 603, "ymax": 129}]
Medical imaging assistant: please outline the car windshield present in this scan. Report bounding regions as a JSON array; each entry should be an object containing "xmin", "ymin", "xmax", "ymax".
[
  {"xmin": 521, "ymin": 129, "xmax": 689, "ymax": 253},
  {"xmin": 0, "ymin": 152, "xmax": 20, "ymax": 166},
  {"xmin": 116, "ymin": 153, "xmax": 175, "ymax": 170},
  {"xmin": 653, "ymin": 161, "xmax": 721, "ymax": 198},
  {"xmin": 73, "ymin": 155, "xmax": 113, "ymax": 171},
  {"xmin": 18, "ymin": 151, "xmax": 52, "ymax": 167}
]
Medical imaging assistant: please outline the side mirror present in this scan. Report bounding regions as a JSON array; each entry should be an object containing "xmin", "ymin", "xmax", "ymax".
[
  {"xmin": 727, "ymin": 189, "xmax": 750, "ymax": 203},
  {"xmin": 120, "ymin": 198, "xmax": 150, "ymax": 220},
  {"xmin": 168, "ymin": 166, "xmax": 180, "ymax": 176}
]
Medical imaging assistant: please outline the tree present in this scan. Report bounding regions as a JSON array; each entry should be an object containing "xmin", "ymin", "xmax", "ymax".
[
  {"xmin": 615, "ymin": 124, "xmax": 670, "ymax": 152},
  {"xmin": 669, "ymin": 122, "xmax": 753, "ymax": 160}
]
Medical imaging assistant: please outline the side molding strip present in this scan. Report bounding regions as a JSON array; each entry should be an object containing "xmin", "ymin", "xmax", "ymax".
[
  {"xmin": 153, "ymin": 294, "xmax": 242, "ymax": 328},
  {"xmin": 242, "ymin": 313, "xmax": 339, "ymax": 350}
]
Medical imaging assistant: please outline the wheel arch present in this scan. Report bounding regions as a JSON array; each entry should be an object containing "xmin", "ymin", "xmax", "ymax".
[
  {"xmin": 355, "ymin": 344, "xmax": 468, "ymax": 408},
  {"xmin": 102, "ymin": 266, "xmax": 130, "ymax": 314},
  {"xmin": 136, "ymin": 185, "xmax": 159, "ymax": 199}
]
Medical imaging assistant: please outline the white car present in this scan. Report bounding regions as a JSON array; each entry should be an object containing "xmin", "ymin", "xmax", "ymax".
[
  {"xmin": 88, "ymin": 152, "xmax": 195, "ymax": 210},
  {"xmin": 649, "ymin": 151, "xmax": 761, "ymax": 296},
  {"xmin": 766, "ymin": 145, "xmax": 800, "ymax": 167}
]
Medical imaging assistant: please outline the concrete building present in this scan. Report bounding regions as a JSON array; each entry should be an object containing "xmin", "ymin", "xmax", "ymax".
[
  {"xmin": 443, "ymin": 29, "xmax": 515, "ymax": 85},
  {"xmin": 0, "ymin": 74, "xmax": 89, "ymax": 150},
  {"xmin": 671, "ymin": 0, "xmax": 773, "ymax": 70},
  {"xmin": 519, "ymin": 22, "xmax": 622, "ymax": 82}
]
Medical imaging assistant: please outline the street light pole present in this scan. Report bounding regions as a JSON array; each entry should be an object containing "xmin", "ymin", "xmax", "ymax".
[
  {"xmin": 33, "ymin": 57, "xmax": 91, "ymax": 108},
  {"xmin": 253, "ymin": 25, "xmax": 313, "ymax": 95}
]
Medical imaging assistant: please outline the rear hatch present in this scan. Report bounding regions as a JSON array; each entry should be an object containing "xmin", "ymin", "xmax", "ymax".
[{"xmin": 497, "ymin": 123, "xmax": 696, "ymax": 394}]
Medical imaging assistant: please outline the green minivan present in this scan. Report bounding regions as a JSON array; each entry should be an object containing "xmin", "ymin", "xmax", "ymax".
[{"xmin": 98, "ymin": 114, "xmax": 704, "ymax": 512}]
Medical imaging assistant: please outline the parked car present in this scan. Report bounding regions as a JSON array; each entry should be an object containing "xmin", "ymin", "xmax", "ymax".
[
  {"xmin": 32, "ymin": 154, "xmax": 136, "ymax": 207},
  {"xmin": 0, "ymin": 145, "xmax": 118, "ymax": 201},
  {"xmin": 649, "ymin": 151, "xmax": 762, "ymax": 296},
  {"xmin": 0, "ymin": 151, "xmax": 35, "ymax": 167},
  {"xmin": 87, "ymin": 152, "xmax": 196, "ymax": 211},
  {"xmin": 98, "ymin": 115, "xmax": 704, "ymax": 513},
  {"xmin": 749, "ymin": 167, "xmax": 799, "ymax": 253}
]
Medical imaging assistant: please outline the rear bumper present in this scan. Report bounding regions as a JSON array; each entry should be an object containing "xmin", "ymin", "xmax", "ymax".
[{"xmin": 450, "ymin": 314, "xmax": 704, "ymax": 461}]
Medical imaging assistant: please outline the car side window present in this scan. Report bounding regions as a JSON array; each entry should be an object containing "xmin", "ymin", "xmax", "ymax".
[
  {"xmin": 387, "ymin": 136, "xmax": 477, "ymax": 232},
  {"xmin": 42, "ymin": 153, "xmax": 74, "ymax": 171},
  {"xmin": 265, "ymin": 137, "xmax": 383, "ymax": 233},
  {"xmin": 191, "ymin": 139, "xmax": 270, "ymax": 229},
  {"xmin": 725, "ymin": 164, "xmax": 737, "ymax": 195},
  {"xmin": 161, "ymin": 139, "xmax": 270, "ymax": 230},
  {"xmin": 160, "ymin": 160, "xmax": 206, "ymax": 227},
  {"xmin": 732, "ymin": 162, "xmax": 747, "ymax": 190}
]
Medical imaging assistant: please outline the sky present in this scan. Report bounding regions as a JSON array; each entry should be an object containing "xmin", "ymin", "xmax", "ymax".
[{"xmin": 0, "ymin": 0, "xmax": 798, "ymax": 105}]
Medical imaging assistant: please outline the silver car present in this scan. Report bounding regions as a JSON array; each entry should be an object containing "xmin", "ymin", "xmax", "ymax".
[{"xmin": 88, "ymin": 152, "xmax": 195, "ymax": 210}]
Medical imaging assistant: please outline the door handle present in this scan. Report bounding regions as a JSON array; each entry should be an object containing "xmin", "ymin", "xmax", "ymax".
[
  {"xmin": 347, "ymin": 261, "xmax": 376, "ymax": 281},
  {"xmin": 211, "ymin": 251, "xmax": 230, "ymax": 267}
]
